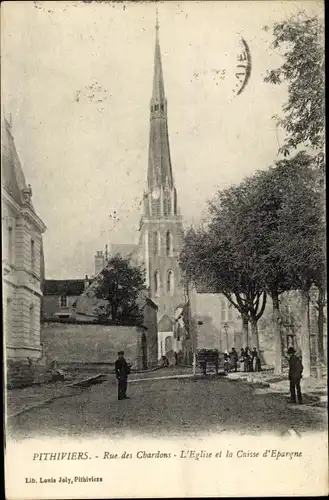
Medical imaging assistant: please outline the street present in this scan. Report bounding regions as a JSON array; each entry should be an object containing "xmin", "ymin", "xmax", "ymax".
[{"xmin": 7, "ymin": 374, "xmax": 327, "ymax": 439}]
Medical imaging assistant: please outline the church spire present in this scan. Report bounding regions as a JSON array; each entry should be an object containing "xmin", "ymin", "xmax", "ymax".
[
  {"xmin": 147, "ymin": 15, "xmax": 174, "ymax": 193},
  {"xmin": 152, "ymin": 9, "xmax": 165, "ymax": 103}
]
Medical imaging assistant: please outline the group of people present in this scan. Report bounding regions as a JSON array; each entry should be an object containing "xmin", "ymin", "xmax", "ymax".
[
  {"xmin": 115, "ymin": 345, "xmax": 304, "ymax": 404},
  {"xmin": 223, "ymin": 346, "xmax": 261, "ymax": 373}
]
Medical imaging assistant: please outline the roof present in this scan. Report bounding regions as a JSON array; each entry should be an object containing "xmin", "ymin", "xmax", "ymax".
[
  {"xmin": 1, "ymin": 114, "xmax": 34, "ymax": 210},
  {"xmin": 74, "ymin": 272, "xmax": 156, "ymax": 316},
  {"xmin": 43, "ymin": 279, "xmax": 88, "ymax": 296},
  {"xmin": 158, "ymin": 313, "xmax": 174, "ymax": 332}
]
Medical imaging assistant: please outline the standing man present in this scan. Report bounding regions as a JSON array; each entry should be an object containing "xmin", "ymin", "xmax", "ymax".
[
  {"xmin": 115, "ymin": 351, "xmax": 130, "ymax": 401},
  {"xmin": 287, "ymin": 347, "xmax": 303, "ymax": 404},
  {"xmin": 229, "ymin": 347, "xmax": 238, "ymax": 372}
]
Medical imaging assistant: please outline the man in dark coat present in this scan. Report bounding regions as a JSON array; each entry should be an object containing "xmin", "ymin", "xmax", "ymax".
[
  {"xmin": 115, "ymin": 351, "xmax": 130, "ymax": 400},
  {"xmin": 287, "ymin": 347, "xmax": 303, "ymax": 404},
  {"xmin": 229, "ymin": 347, "xmax": 238, "ymax": 372}
]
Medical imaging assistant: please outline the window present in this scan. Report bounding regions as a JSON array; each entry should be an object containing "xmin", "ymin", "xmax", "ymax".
[
  {"xmin": 60, "ymin": 295, "xmax": 68, "ymax": 308},
  {"xmin": 154, "ymin": 104, "xmax": 159, "ymax": 111},
  {"xmin": 6, "ymin": 298, "xmax": 12, "ymax": 338},
  {"xmin": 29, "ymin": 304, "xmax": 34, "ymax": 342},
  {"xmin": 228, "ymin": 302, "xmax": 233, "ymax": 321},
  {"xmin": 31, "ymin": 239, "xmax": 35, "ymax": 271},
  {"xmin": 8, "ymin": 227, "xmax": 13, "ymax": 264},
  {"xmin": 160, "ymin": 103, "xmax": 164, "ymax": 111},
  {"xmin": 167, "ymin": 270, "xmax": 174, "ymax": 295},
  {"xmin": 220, "ymin": 300, "xmax": 226, "ymax": 321},
  {"xmin": 153, "ymin": 232, "xmax": 160, "ymax": 256},
  {"xmin": 154, "ymin": 270, "xmax": 160, "ymax": 296},
  {"xmin": 166, "ymin": 231, "xmax": 173, "ymax": 256},
  {"xmin": 163, "ymin": 192, "xmax": 172, "ymax": 216},
  {"xmin": 151, "ymin": 199, "xmax": 161, "ymax": 217}
]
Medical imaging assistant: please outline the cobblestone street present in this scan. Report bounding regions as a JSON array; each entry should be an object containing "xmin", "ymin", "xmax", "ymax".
[{"xmin": 7, "ymin": 372, "xmax": 327, "ymax": 440}]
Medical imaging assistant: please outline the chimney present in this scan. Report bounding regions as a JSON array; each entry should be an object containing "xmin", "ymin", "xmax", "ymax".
[{"xmin": 94, "ymin": 250, "xmax": 105, "ymax": 276}]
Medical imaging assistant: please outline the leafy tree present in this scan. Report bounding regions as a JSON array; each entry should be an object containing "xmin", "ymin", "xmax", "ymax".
[
  {"xmin": 264, "ymin": 11, "xmax": 325, "ymax": 170},
  {"xmin": 264, "ymin": 10, "xmax": 325, "ymax": 377},
  {"xmin": 246, "ymin": 152, "xmax": 324, "ymax": 375},
  {"xmin": 93, "ymin": 254, "xmax": 145, "ymax": 323},
  {"xmin": 180, "ymin": 178, "xmax": 268, "ymax": 351}
]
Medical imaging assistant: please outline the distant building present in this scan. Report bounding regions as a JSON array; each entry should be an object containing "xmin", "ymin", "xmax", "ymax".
[
  {"xmin": 182, "ymin": 284, "xmax": 327, "ymax": 368},
  {"xmin": 2, "ymin": 114, "xmax": 46, "ymax": 377},
  {"xmin": 42, "ymin": 276, "xmax": 92, "ymax": 320}
]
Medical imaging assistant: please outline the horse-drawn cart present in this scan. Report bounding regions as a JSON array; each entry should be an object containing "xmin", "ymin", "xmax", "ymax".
[{"xmin": 197, "ymin": 349, "xmax": 225, "ymax": 375}]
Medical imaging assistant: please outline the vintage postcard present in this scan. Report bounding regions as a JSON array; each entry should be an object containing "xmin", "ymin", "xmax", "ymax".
[{"xmin": 2, "ymin": 0, "xmax": 327, "ymax": 498}]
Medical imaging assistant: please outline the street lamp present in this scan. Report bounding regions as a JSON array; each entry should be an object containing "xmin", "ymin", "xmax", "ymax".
[{"xmin": 223, "ymin": 322, "xmax": 229, "ymax": 352}]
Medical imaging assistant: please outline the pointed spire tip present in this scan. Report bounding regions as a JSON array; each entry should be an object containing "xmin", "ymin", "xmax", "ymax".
[{"xmin": 155, "ymin": 7, "xmax": 159, "ymax": 31}]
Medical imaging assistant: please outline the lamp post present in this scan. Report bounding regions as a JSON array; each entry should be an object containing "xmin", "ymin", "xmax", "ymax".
[{"xmin": 224, "ymin": 322, "xmax": 229, "ymax": 353}]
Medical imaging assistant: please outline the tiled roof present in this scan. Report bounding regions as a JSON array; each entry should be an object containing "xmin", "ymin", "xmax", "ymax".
[
  {"xmin": 43, "ymin": 279, "xmax": 87, "ymax": 296},
  {"xmin": 1, "ymin": 114, "xmax": 34, "ymax": 210}
]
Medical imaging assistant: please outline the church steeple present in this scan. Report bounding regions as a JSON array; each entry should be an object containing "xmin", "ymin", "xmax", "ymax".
[
  {"xmin": 148, "ymin": 15, "xmax": 173, "ymax": 193},
  {"xmin": 138, "ymin": 14, "xmax": 184, "ymax": 323}
]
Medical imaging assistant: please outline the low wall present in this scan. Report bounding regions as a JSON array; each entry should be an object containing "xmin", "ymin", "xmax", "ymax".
[{"xmin": 41, "ymin": 323, "xmax": 142, "ymax": 366}]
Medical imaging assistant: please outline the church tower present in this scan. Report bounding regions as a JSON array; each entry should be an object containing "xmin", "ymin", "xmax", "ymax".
[{"xmin": 138, "ymin": 17, "xmax": 185, "ymax": 324}]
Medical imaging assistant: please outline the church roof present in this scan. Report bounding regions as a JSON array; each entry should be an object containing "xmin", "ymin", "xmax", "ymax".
[
  {"xmin": 147, "ymin": 22, "xmax": 173, "ymax": 191},
  {"xmin": 158, "ymin": 313, "xmax": 174, "ymax": 332},
  {"xmin": 1, "ymin": 114, "xmax": 34, "ymax": 209}
]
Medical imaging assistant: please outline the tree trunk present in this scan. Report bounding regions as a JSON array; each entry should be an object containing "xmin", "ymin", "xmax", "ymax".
[
  {"xmin": 300, "ymin": 287, "xmax": 311, "ymax": 378},
  {"xmin": 317, "ymin": 285, "xmax": 325, "ymax": 363},
  {"xmin": 250, "ymin": 317, "xmax": 260, "ymax": 352},
  {"xmin": 272, "ymin": 290, "xmax": 283, "ymax": 374},
  {"xmin": 242, "ymin": 313, "xmax": 249, "ymax": 347}
]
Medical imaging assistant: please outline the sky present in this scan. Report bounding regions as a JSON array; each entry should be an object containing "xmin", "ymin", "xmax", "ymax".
[{"xmin": 1, "ymin": 0, "xmax": 322, "ymax": 279}]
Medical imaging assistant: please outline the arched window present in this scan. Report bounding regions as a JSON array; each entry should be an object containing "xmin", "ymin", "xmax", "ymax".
[
  {"xmin": 163, "ymin": 191, "xmax": 172, "ymax": 216},
  {"xmin": 153, "ymin": 232, "xmax": 160, "ymax": 256},
  {"xmin": 154, "ymin": 270, "xmax": 160, "ymax": 296},
  {"xmin": 29, "ymin": 304, "xmax": 34, "ymax": 342},
  {"xmin": 151, "ymin": 199, "xmax": 161, "ymax": 217},
  {"xmin": 166, "ymin": 231, "xmax": 173, "ymax": 256},
  {"xmin": 167, "ymin": 270, "xmax": 174, "ymax": 295}
]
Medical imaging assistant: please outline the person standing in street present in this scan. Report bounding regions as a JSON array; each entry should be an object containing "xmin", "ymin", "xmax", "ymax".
[
  {"xmin": 229, "ymin": 347, "xmax": 238, "ymax": 372},
  {"xmin": 115, "ymin": 351, "xmax": 130, "ymax": 400},
  {"xmin": 287, "ymin": 347, "xmax": 303, "ymax": 404}
]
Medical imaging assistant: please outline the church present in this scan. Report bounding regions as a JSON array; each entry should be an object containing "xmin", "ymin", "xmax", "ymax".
[{"xmin": 94, "ymin": 20, "xmax": 186, "ymax": 360}]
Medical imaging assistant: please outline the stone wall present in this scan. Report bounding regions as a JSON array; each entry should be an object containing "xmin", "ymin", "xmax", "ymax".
[{"xmin": 41, "ymin": 322, "xmax": 157, "ymax": 369}]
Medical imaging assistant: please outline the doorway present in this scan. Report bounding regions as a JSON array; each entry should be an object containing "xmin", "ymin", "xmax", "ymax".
[{"xmin": 141, "ymin": 332, "xmax": 147, "ymax": 370}]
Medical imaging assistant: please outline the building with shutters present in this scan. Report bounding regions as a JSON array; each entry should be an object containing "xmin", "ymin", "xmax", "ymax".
[{"xmin": 2, "ymin": 113, "xmax": 46, "ymax": 384}]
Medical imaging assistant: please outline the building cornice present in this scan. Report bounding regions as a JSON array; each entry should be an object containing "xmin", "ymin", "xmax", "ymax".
[
  {"xmin": 2, "ymin": 188, "xmax": 47, "ymax": 233},
  {"xmin": 2, "ymin": 189, "xmax": 21, "ymax": 215},
  {"xmin": 21, "ymin": 207, "xmax": 47, "ymax": 233}
]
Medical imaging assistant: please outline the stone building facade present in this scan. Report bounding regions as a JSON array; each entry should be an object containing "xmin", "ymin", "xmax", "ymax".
[{"xmin": 2, "ymin": 115, "xmax": 46, "ymax": 384}]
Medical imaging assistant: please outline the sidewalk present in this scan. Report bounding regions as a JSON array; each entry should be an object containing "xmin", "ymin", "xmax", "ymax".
[
  {"xmin": 6, "ymin": 373, "xmax": 106, "ymax": 418},
  {"xmin": 5, "ymin": 367, "xmax": 193, "ymax": 418},
  {"xmin": 226, "ymin": 370, "xmax": 327, "ymax": 406}
]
